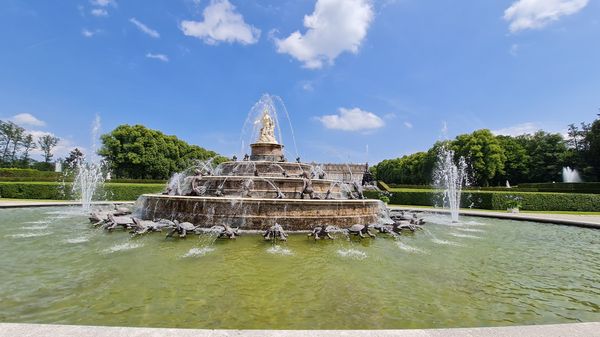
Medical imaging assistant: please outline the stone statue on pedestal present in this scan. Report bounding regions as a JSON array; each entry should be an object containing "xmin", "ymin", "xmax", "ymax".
[{"xmin": 257, "ymin": 110, "xmax": 278, "ymax": 144}]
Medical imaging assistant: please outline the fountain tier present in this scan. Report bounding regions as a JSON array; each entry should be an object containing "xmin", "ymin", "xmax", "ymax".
[
  {"xmin": 138, "ymin": 195, "xmax": 382, "ymax": 230},
  {"xmin": 137, "ymin": 106, "xmax": 386, "ymax": 230}
]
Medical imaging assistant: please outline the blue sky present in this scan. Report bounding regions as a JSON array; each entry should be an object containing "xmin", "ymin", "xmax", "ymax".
[{"xmin": 0, "ymin": 0, "xmax": 598, "ymax": 164}]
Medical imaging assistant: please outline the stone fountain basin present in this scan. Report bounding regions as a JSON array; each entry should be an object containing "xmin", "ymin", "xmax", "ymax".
[
  {"xmin": 197, "ymin": 176, "xmax": 348, "ymax": 199},
  {"xmin": 138, "ymin": 194, "xmax": 384, "ymax": 230},
  {"xmin": 217, "ymin": 161, "xmax": 313, "ymax": 177}
]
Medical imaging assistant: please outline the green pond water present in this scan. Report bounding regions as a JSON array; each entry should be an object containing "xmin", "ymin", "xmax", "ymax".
[{"xmin": 0, "ymin": 207, "xmax": 599, "ymax": 329}]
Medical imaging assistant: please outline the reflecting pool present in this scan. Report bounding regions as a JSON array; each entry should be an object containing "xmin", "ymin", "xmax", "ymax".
[{"xmin": 1, "ymin": 207, "xmax": 598, "ymax": 329}]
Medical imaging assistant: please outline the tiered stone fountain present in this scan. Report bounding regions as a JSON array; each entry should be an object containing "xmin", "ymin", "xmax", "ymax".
[{"xmin": 137, "ymin": 110, "xmax": 387, "ymax": 230}]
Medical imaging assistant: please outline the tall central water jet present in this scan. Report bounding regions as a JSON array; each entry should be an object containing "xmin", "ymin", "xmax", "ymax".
[
  {"xmin": 433, "ymin": 146, "xmax": 469, "ymax": 223},
  {"xmin": 71, "ymin": 115, "xmax": 106, "ymax": 211}
]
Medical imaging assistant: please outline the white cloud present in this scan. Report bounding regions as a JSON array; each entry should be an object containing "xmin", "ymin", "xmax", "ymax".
[
  {"xmin": 27, "ymin": 130, "xmax": 79, "ymax": 160},
  {"xmin": 180, "ymin": 0, "xmax": 260, "ymax": 45},
  {"xmin": 91, "ymin": 0, "xmax": 116, "ymax": 7},
  {"xmin": 317, "ymin": 107, "xmax": 384, "ymax": 131},
  {"xmin": 81, "ymin": 28, "xmax": 104, "ymax": 38},
  {"xmin": 91, "ymin": 8, "xmax": 108, "ymax": 17},
  {"xmin": 146, "ymin": 53, "xmax": 169, "ymax": 62},
  {"xmin": 510, "ymin": 43, "xmax": 519, "ymax": 56},
  {"xmin": 301, "ymin": 81, "xmax": 314, "ymax": 91},
  {"xmin": 504, "ymin": 0, "xmax": 589, "ymax": 33},
  {"xmin": 81, "ymin": 29, "xmax": 98, "ymax": 38},
  {"xmin": 492, "ymin": 122, "xmax": 540, "ymax": 136},
  {"xmin": 129, "ymin": 18, "xmax": 160, "ymax": 38},
  {"xmin": 403, "ymin": 121, "xmax": 413, "ymax": 129},
  {"xmin": 11, "ymin": 113, "xmax": 46, "ymax": 127},
  {"xmin": 274, "ymin": 0, "xmax": 373, "ymax": 69}
]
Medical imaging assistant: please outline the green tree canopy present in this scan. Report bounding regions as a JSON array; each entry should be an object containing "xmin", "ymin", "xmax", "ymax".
[
  {"xmin": 451, "ymin": 129, "xmax": 506, "ymax": 186},
  {"xmin": 373, "ymin": 119, "xmax": 600, "ymax": 186},
  {"xmin": 494, "ymin": 135, "xmax": 530, "ymax": 185},
  {"xmin": 516, "ymin": 131, "xmax": 566, "ymax": 183},
  {"xmin": 98, "ymin": 124, "xmax": 227, "ymax": 180},
  {"xmin": 586, "ymin": 118, "xmax": 600, "ymax": 180},
  {"xmin": 37, "ymin": 134, "xmax": 60, "ymax": 163}
]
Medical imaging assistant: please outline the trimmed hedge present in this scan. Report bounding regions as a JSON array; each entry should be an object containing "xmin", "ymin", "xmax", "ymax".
[
  {"xmin": 0, "ymin": 168, "xmax": 61, "ymax": 179},
  {"xmin": 0, "ymin": 168, "xmax": 166, "ymax": 184},
  {"xmin": 0, "ymin": 182, "xmax": 164, "ymax": 201},
  {"xmin": 382, "ymin": 181, "xmax": 599, "ymax": 194},
  {"xmin": 365, "ymin": 188, "xmax": 600, "ymax": 212},
  {"xmin": 518, "ymin": 182, "xmax": 600, "ymax": 194}
]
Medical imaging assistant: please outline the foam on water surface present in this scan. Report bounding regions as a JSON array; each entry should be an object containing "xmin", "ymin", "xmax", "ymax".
[
  {"xmin": 431, "ymin": 238, "xmax": 464, "ymax": 246},
  {"xmin": 456, "ymin": 227, "xmax": 486, "ymax": 233},
  {"xmin": 182, "ymin": 247, "xmax": 215, "ymax": 258},
  {"xmin": 266, "ymin": 245, "xmax": 293, "ymax": 256},
  {"xmin": 450, "ymin": 232, "xmax": 482, "ymax": 239},
  {"xmin": 396, "ymin": 241, "xmax": 426, "ymax": 254},
  {"xmin": 65, "ymin": 236, "xmax": 90, "ymax": 244},
  {"xmin": 22, "ymin": 225, "xmax": 49, "ymax": 230},
  {"xmin": 7, "ymin": 232, "xmax": 53, "ymax": 238},
  {"xmin": 103, "ymin": 242, "xmax": 143, "ymax": 253},
  {"xmin": 337, "ymin": 248, "xmax": 367, "ymax": 260}
]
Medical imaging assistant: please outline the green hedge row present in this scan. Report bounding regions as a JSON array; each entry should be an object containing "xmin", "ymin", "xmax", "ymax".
[
  {"xmin": 518, "ymin": 182, "xmax": 600, "ymax": 194},
  {"xmin": 0, "ymin": 168, "xmax": 61, "ymax": 178},
  {"xmin": 0, "ymin": 168, "xmax": 167, "ymax": 184},
  {"xmin": 365, "ymin": 188, "xmax": 600, "ymax": 212},
  {"xmin": 0, "ymin": 182, "xmax": 164, "ymax": 201},
  {"xmin": 0, "ymin": 177, "xmax": 167, "ymax": 183},
  {"xmin": 382, "ymin": 181, "xmax": 599, "ymax": 194}
]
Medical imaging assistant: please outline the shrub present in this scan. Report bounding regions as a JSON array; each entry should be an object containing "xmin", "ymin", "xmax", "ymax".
[
  {"xmin": 0, "ymin": 182, "xmax": 164, "ymax": 201},
  {"xmin": 366, "ymin": 187, "xmax": 600, "ymax": 212},
  {"xmin": 0, "ymin": 168, "xmax": 61, "ymax": 179},
  {"xmin": 517, "ymin": 182, "xmax": 600, "ymax": 194}
]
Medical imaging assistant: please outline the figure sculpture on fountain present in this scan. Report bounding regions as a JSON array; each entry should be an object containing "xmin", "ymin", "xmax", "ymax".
[{"xmin": 258, "ymin": 109, "xmax": 278, "ymax": 144}]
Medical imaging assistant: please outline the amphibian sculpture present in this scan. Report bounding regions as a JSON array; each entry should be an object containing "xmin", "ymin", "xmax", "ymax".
[
  {"xmin": 347, "ymin": 224, "xmax": 376, "ymax": 238},
  {"xmin": 263, "ymin": 223, "xmax": 288, "ymax": 241},
  {"xmin": 166, "ymin": 220, "xmax": 197, "ymax": 238},
  {"xmin": 307, "ymin": 225, "xmax": 337, "ymax": 240}
]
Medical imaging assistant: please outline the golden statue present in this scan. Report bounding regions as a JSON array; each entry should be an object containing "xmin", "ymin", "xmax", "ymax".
[{"xmin": 257, "ymin": 109, "xmax": 277, "ymax": 144}]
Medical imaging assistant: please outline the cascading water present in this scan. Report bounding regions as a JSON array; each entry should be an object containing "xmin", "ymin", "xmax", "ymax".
[
  {"xmin": 433, "ymin": 146, "xmax": 469, "ymax": 223},
  {"xmin": 562, "ymin": 167, "xmax": 582, "ymax": 183}
]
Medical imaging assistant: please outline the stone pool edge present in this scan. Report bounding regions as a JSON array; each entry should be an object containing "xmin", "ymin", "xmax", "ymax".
[
  {"xmin": 1, "ymin": 322, "xmax": 599, "ymax": 337},
  {"xmin": 0, "ymin": 201, "xmax": 598, "ymax": 229},
  {"xmin": 390, "ymin": 206, "xmax": 600, "ymax": 229}
]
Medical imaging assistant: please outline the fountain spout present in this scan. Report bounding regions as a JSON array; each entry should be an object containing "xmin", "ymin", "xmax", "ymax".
[{"xmin": 433, "ymin": 146, "xmax": 469, "ymax": 223}]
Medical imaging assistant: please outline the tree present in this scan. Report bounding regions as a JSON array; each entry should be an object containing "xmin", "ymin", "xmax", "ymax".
[
  {"xmin": 98, "ymin": 124, "xmax": 226, "ymax": 180},
  {"xmin": 586, "ymin": 117, "xmax": 600, "ymax": 180},
  {"xmin": 494, "ymin": 135, "xmax": 530, "ymax": 185},
  {"xmin": 451, "ymin": 129, "xmax": 506, "ymax": 186},
  {"xmin": 20, "ymin": 134, "xmax": 36, "ymax": 166},
  {"xmin": 0, "ymin": 121, "xmax": 26, "ymax": 164},
  {"xmin": 37, "ymin": 134, "xmax": 60, "ymax": 163},
  {"xmin": 64, "ymin": 148, "xmax": 85, "ymax": 168},
  {"xmin": 516, "ymin": 131, "xmax": 566, "ymax": 183}
]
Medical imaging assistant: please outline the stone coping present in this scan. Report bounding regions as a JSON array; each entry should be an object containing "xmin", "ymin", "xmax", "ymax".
[
  {"xmin": 1, "ymin": 200, "xmax": 598, "ymax": 229},
  {"xmin": 0, "ymin": 201, "xmax": 134, "ymax": 209},
  {"xmin": 140, "ymin": 194, "xmax": 381, "ymax": 205},
  {"xmin": 0, "ymin": 322, "xmax": 598, "ymax": 337},
  {"xmin": 391, "ymin": 206, "xmax": 600, "ymax": 229}
]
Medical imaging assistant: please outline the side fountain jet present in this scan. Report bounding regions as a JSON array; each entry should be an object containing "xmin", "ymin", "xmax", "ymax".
[{"xmin": 263, "ymin": 224, "xmax": 288, "ymax": 241}]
